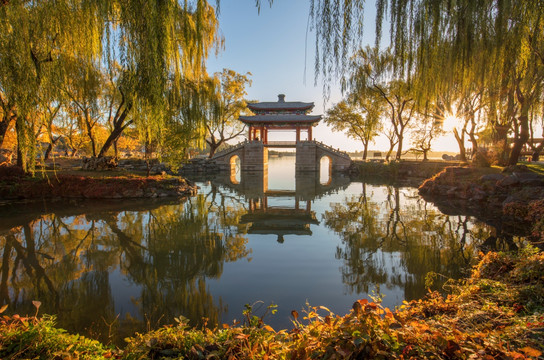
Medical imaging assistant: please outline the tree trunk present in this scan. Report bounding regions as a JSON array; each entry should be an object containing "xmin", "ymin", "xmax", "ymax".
[
  {"xmin": 493, "ymin": 124, "xmax": 510, "ymax": 166},
  {"xmin": 508, "ymin": 88, "xmax": 530, "ymax": 165},
  {"xmin": 144, "ymin": 141, "xmax": 152, "ymax": 177},
  {"xmin": 44, "ymin": 136, "xmax": 61, "ymax": 160},
  {"xmin": 208, "ymin": 139, "xmax": 221, "ymax": 158},
  {"xmin": 97, "ymin": 126, "xmax": 122, "ymax": 157},
  {"xmin": 362, "ymin": 142, "xmax": 368, "ymax": 160},
  {"xmin": 0, "ymin": 116, "xmax": 11, "ymax": 148},
  {"xmin": 422, "ymin": 149, "xmax": 429, "ymax": 161},
  {"xmin": 97, "ymin": 106, "xmax": 131, "ymax": 158},
  {"xmin": 508, "ymin": 114, "xmax": 529, "ymax": 165},
  {"xmin": 453, "ymin": 128, "xmax": 467, "ymax": 162},
  {"xmin": 0, "ymin": 236, "xmax": 13, "ymax": 304},
  {"xmin": 395, "ymin": 133, "xmax": 404, "ymax": 160},
  {"xmin": 113, "ymin": 138, "xmax": 119, "ymax": 160},
  {"xmin": 531, "ymin": 140, "xmax": 543, "ymax": 161},
  {"xmin": 206, "ymin": 131, "xmax": 223, "ymax": 158},
  {"xmin": 468, "ymin": 117, "xmax": 478, "ymax": 158},
  {"xmin": 386, "ymin": 138, "xmax": 395, "ymax": 162}
]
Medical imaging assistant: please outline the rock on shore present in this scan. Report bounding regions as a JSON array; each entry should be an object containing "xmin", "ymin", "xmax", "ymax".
[{"xmin": 419, "ymin": 165, "xmax": 544, "ymax": 240}]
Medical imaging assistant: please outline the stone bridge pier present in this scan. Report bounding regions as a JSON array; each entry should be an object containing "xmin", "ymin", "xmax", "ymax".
[
  {"xmin": 210, "ymin": 140, "xmax": 351, "ymax": 174},
  {"xmin": 295, "ymin": 141, "xmax": 352, "ymax": 172}
]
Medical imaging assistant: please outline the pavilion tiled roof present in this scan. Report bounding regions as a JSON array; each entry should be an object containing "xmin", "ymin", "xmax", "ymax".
[
  {"xmin": 247, "ymin": 102, "xmax": 314, "ymax": 111},
  {"xmin": 238, "ymin": 114, "xmax": 321, "ymax": 125}
]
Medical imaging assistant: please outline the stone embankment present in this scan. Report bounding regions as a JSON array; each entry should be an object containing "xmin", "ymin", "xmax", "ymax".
[
  {"xmin": 80, "ymin": 157, "xmax": 173, "ymax": 175},
  {"xmin": 419, "ymin": 165, "xmax": 544, "ymax": 240},
  {"xmin": 179, "ymin": 157, "xmax": 220, "ymax": 174}
]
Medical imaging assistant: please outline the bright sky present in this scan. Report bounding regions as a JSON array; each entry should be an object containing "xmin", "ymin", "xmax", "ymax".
[{"xmin": 207, "ymin": 0, "xmax": 459, "ymax": 153}]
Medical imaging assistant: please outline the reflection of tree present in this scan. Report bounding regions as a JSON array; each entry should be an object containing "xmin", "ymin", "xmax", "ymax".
[
  {"xmin": 323, "ymin": 183, "xmax": 484, "ymax": 299},
  {"xmin": 0, "ymin": 194, "xmax": 251, "ymax": 345}
]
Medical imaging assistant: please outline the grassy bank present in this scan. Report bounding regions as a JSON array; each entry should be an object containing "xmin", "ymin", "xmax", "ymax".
[
  {"xmin": 1, "ymin": 247, "xmax": 543, "ymax": 359},
  {"xmin": 0, "ymin": 165, "xmax": 196, "ymax": 199}
]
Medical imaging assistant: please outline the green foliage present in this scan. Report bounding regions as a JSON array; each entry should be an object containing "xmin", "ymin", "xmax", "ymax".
[
  {"xmin": 0, "ymin": 313, "xmax": 109, "ymax": 359},
  {"xmin": 205, "ymin": 69, "xmax": 252, "ymax": 158},
  {"xmin": 324, "ymin": 97, "xmax": 382, "ymax": 159}
]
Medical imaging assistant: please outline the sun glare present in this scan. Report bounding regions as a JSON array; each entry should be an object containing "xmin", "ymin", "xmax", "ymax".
[{"xmin": 443, "ymin": 114, "xmax": 461, "ymax": 132}]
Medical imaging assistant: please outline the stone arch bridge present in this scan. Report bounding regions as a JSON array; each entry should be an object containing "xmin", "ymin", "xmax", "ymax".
[{"xmin": 210, "ymin": 140, "xmax": 352, "ymax": 173}]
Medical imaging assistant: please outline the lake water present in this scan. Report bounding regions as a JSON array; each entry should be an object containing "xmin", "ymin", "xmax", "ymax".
[{"xmin": 0, "ymin": 157, "xmax": 519, "ymax": 345}]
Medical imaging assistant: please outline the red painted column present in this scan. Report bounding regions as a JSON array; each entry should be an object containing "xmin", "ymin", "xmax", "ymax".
[
  {"xmin": 308, "ymin": 126, "xmax": 313, "ymax": 141},
  {"xmin": 263, "ymin": 127, "xmax": 268, "ymax": 144},
  {"xmin": 248, "ymin": 126, "xmax": 253, "ymax": 141},
  {"xmin": 296, "ymin": 127, "xmax": 300, "ymax": 143}
]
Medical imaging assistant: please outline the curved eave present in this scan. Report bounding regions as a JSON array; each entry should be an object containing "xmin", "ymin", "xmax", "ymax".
[{"xmin": 239, "ymin": 115, "xmax": 321, "ymax": 126}]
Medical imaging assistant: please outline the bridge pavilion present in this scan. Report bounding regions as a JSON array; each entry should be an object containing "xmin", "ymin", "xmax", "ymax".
[
  {"xmin": 210, "ymin": 94, "xmax": 352, "ymax": 172},
  {"xmin": 239, "ymin": 94, "xmax": 321, "ymax": 145}
]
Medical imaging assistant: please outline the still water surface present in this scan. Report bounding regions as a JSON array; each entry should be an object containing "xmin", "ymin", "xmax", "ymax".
[{"xmin": 0, "ymin": 157, "xmax": 507, "ymax": 344}]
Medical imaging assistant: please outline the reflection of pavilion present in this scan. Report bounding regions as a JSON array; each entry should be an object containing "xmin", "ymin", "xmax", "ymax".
[
  {"xmin": 204, "ymin": 171, "xmax": 351, "ymax": 243},
  {"xmin": 240, "ymin": 191, "xmax": 319, "ymax": 243}
]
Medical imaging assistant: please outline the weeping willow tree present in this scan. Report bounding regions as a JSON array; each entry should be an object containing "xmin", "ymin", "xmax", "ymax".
[
  {"xmin": 97, "ymin": 0, "xmax": 221, "ymax": 161},
  {"xmin": 310, "ymin": 0, "xmax": 544, "ymax": 165},
  {"xmin": 204, "ymin": 69, "xmax": 251, "ymax": 158},
  {"xmin": 0, "ymin": 0, "xmax": 220, "ymax": 173},
  {"xmin": 0, "ymin": 1, "xmax": 102, "ymax": 171}
]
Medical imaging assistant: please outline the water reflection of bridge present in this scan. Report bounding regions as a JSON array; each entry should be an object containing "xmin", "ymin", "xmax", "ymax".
[
  {"xmin": 241, "ymin": 195, "xmax": 319, "ymax": 243},
  {"xmin": 200, "ymin": 171, "xmax": 351, "ymax": 242}
]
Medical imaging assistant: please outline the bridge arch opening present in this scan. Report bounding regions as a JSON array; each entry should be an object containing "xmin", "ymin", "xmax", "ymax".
[
  {"xmin": 319, "ymin": 155, "xmax": 332, "ymax": 185},
  {"xmin": 229, "ymin": 155, "xmax": 241, "ymax": 184}
]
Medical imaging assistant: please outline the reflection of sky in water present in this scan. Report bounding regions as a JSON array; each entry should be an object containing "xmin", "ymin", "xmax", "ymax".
[
  {"xmin": 267, "ymin": 155, "xmax": 296, "ymax": 190},
  {"xmin": 109, "ymin": 269, "xmax": 142, "ymax": 320}
]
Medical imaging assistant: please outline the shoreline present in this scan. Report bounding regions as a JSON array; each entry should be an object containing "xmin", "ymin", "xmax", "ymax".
[{"xmin": 418, "ymin": 165, "xmax": 544, "ymax": 242}]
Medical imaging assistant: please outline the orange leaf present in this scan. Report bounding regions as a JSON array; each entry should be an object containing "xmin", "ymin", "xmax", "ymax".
[
  {"xmin": 520, "ymin": 347, "xmax": 542, "ymax": 357},
  {"xmin": 385, "ymin": 308, "xmax": 394, "ymax": 319},
  {"xmin": 264, "ymin": 325, "xmax": 275, "ymax": 332},
  {"xmin": 359, "ymin": 299, "xmax": 368, "ymax": 305},
  {"xmin": 291, "ymin": 310, "xmax": 299, "ymax": 320},
  {"xmin": 0, "ymin": 304, "xmax": 7, "ymax": 314}
]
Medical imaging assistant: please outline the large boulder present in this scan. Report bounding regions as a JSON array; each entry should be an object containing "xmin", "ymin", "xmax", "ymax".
[{"xmin": 81, "ymin": 156, "xmax": 118, "ymax": 170}]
